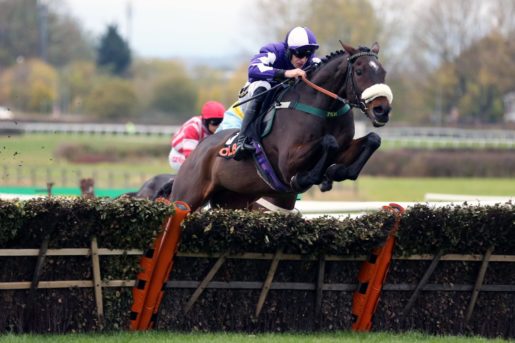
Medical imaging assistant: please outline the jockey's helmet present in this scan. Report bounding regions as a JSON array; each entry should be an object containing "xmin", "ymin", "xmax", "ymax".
[
  {"xmin": 201, "ymin": 101, "xmax": 225, "ymax": 131},
  {"xmin": 285, "ymin": 26, "xmax": 319, "ymax": 58},
  {"xmin": 201, "ymin": 101, "xmax": 225, "ymax": 120}
]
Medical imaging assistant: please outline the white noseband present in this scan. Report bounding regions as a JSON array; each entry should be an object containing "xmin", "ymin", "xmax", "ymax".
[{"xmin": 361, "ymin": 83, "xmax": 393, "ymax": 104}]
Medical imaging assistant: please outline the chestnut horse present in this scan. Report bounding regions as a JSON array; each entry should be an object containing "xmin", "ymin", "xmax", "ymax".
[{"xmin": 171, "ymin": 42, "xmax": 393, "ymax": 211}]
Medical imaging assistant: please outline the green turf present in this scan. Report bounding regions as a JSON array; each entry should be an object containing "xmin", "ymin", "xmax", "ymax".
[
  {"xmin": 0, "ymin": 331, "xmax": 511, "ymax": 343},
  {"xmin": 0, "ymin": 132, "xmax": 170, "ymax": 172},
  {"xmin": 304, "ymin": 176, "xmax": 515, "ymax": 202},
  {"xmin": 0, "ymin": 133, "xmax": 171, "ymax": 188}
]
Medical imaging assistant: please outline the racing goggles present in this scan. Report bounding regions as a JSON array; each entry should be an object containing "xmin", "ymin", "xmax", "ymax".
[
  {"xmin": 290, "ymin": 48, "xmax": 314, "ymax": 59},
  {"xmin": 207, "ymin": 118, "xmax": 223, "ymax": 126}
]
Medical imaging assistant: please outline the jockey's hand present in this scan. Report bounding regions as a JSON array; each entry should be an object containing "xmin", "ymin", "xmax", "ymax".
[{"xmin": 285, "ymin": 68, "xmax": 306, "ymax": 79}]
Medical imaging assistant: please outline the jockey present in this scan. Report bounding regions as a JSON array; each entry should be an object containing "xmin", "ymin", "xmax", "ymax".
[
  {"xmin": 169, "ymin": 100, "xmax": 225, "ymax": 171},
  {"xmin": 219, "ymin": 26, "xmax": 321, "ymax": 161}
]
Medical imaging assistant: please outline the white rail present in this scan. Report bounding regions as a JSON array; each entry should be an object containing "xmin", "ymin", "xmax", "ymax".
[
  {"xmin": 424, "ymin": 193, "xmax": 514, "ymax": 202},
  {"xmin": 1, "ymin": 121, "xmax": 514, "ymax": 145}
]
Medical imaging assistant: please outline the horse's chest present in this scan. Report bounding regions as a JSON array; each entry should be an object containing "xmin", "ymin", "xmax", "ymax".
[{"xmin": 326, "ymin": 123, "xmax": 354, "ymax": 141}]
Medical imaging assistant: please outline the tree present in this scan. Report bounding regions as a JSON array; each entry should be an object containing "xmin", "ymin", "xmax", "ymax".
[
  {"xmin": 151, "ymin": 76, "xmax": 197, "ymax": 122},
  {"xmin": 85, "ymin": 77, "xmax": 137, "ymax": 120},
  {"xmin": 0, "ymin": 58, "xmax": 58, "ymax": 113},
  {"xmin": 96, "ymin": 25, "xmax": 131, "ymax": 76},
  {"xmin": 191, "ymin": 64, "xmax": 247, "ymax": 109},
  {"xmin": 253, "ymin": 0, "xmax": 381, "ymax": 55},
  {"xmin": 59, "ymin": 61, "xmax": 96, "ymax": 114},
  {"xmin": 394, "ymin": 0, "xmax": 515, "ymax": 124},
  {"xmin": 453, "ymin": 32, "xmax": 515, "ymax": 123},
  {"xmin": 306, "ymin": 0, "xmax": 381, "ymax": 53},
  {"xmin": 0, "ymin": 0, "xmax": 93, "ymax": 68},
  {"xmin": 409, "ymin": 0, "xmax": 493, "ymax": 69}
]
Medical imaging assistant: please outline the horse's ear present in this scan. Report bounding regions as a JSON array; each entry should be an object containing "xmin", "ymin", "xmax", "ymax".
[
  {"xmin": 371, "ymin": 42, "xmax": 380, "ymax": 54},
  {"xmin": 339, "ymin": 40, "xmax": 357, "ymax": 55}
]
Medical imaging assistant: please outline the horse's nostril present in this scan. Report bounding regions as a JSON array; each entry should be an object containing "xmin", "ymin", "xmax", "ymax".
[
  {"xmin": 373, "ymin": 106, "xmax": 384, "ymax": 115},
  {"xmin": 373, "ymin": 105, "xmax": 391, "ymax": 118}
]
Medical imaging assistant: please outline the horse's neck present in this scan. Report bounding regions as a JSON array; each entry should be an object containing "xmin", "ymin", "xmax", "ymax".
[{"xmin": 308, "ymin": 56, "xmax": 349, "ymax": 107}]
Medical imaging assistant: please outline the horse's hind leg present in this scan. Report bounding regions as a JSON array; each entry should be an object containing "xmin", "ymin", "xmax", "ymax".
[
  {"xmin": 290, "ymin": 134, "xmax": 339, "ymax": 192},
  {"xmin": 325, "ymin": 132, "xmax": 381, "ymax": 183}
]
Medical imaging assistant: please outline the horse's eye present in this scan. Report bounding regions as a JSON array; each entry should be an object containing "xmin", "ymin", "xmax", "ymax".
[{"xmin": 355, "ymin": 69, "xmax": 363, "ymax": 76}]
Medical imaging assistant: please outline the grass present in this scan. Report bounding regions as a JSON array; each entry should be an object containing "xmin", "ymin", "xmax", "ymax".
[
  {"xmin": 1, "ymin": 133, "xmax": 514, "ymax": 200},
  {"xmin": 0, "ymin": 133, "xmax": 170, "ymax": 188},
  {"xmin": 0, "ymin": 331, "xmax": 511, "ymax": 343},
  {"xmin": 303, "ymin": 177, "xmax": 515, "ymax": 202},
  {"xmin": 0, "ymin": 132, "xmax": 170, "ymax": 172}
]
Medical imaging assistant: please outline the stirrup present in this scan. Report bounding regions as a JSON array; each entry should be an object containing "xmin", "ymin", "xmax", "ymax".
[{"xmin": 233, "ymin": 138, "xmax": 255, "ymax": 161}]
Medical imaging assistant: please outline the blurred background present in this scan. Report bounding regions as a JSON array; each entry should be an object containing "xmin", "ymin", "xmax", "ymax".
[{"xmin": 0, "ymin": 0, "xmax": 514, "ymax": 201}]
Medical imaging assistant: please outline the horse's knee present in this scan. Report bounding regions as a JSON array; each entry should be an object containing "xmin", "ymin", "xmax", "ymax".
[
  {"xmin": 365, "ymin": 132, "xmax": 381, "ymax": 150},
  {"xmin": 322, "ymin": 134, "xmax": 339, "ymax": 151},
  {"xmin": 290, "ymin": 174, "xmax": 312, "ymax": 193}
]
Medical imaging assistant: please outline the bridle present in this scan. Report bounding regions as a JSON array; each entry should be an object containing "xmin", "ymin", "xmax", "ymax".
[
  {"xmin": 346, "ymin": 51, "xmax": 379, "ymax": 112},
  {"xmin": 301, "ymin": 49, "xmax": 379, "ymax": 114}
]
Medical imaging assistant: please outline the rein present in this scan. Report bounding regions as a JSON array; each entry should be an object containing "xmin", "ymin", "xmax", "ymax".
[{"xmin": 300, "ymin": 75, "xmax": 347, "ymax": 104}]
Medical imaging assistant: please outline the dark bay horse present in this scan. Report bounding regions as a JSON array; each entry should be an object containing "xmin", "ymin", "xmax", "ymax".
[
  {"xmin": 171, "ymin": 42, "xmax": 392, "ymax": 212},
  {"xmin": 122, "ymin": 173, "xmax": 174, "ymax": 200}
]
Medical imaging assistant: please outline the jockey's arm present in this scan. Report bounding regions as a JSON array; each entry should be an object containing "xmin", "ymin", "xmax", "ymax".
[{"xmin": 248, "ymin": 51, "xmax": 279, "ymax": 82}]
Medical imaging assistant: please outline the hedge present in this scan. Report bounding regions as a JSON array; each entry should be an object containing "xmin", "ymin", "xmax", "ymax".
[{"xmin": 0, "ymin": 198, "xmax": 513, "ymax": 337}]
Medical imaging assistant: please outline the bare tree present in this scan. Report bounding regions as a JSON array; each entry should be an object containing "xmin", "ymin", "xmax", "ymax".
[
  {"xmin": 489, "ymin": 0, "xmax": 515, "ymax": 37},
  {"xmin": 253, "ymin": 0, "xmax": 308, "ymax": 42},
  {"xmin": 252, "ymin": 0, "xmax": 381, "ymax": 55},
  {"xmin": 411, "ymin": 0, "xmax": 488, "ymax": 68}
]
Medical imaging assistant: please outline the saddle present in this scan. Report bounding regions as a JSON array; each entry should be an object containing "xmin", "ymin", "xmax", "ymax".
[
  {"xmin": 217, "ymin": 86, "xmax": 293, "ymax": 192},
  {"xmin": 218, "ymin": 131, "xmax": 291, "ymax": 192}
]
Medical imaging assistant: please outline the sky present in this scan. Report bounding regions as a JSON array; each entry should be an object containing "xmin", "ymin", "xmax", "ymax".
[{"xmin": 63, "ymin": 0, "xmax": 262, "ymax": 60}]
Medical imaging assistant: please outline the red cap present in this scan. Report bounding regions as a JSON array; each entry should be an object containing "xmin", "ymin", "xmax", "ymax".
[{"xmin": 201, "ymin": 101, "xmax": 225, "ymax": 119}]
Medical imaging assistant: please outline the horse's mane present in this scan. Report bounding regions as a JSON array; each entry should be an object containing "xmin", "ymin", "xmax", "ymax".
[
  {"xmin": 319, "ymin": 45, "xmax": 372, "ymax": 64},
  {"xmin": 320, "ymin": 50, "xmax": 345, "ymax": 64},
  {"xmin": 310, "ymin": 46, "xmax": 374, "ymax": 77},
  {"xmin": 307, "ymin": 50, "xmax": 346, "ymax": 78}
]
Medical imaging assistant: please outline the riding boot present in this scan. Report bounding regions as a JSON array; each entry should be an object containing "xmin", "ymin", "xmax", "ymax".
[{"xmin": 233, "ymin": 87, "xmax": 266, "ymax": 161}]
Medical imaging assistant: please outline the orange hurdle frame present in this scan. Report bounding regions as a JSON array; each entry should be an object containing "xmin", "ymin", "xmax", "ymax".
[
  {"xmin": 130, "ymin": 200, "xmax": 190, "ymax": 330},
  {"xmin": 351, "ymin": 203, "xmax": 404, "ymax": 332}
]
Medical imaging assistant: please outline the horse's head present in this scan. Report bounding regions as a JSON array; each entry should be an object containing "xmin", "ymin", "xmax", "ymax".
[{"xmin": 340, "ymin": 42, "xmax": 392, "ymax": 127}]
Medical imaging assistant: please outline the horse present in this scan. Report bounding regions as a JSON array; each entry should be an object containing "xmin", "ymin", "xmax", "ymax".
[
  {"xmin": 121, "ymin": 173, "xmax": 174, "ymax": 200},
  {"xmin": 171, "ymin": 42, "xmax": 392, "ymax": 212}
]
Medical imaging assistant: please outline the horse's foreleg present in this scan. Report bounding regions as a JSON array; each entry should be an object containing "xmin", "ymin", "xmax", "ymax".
[
  {"xmin": 290, "ymin": 134, "xmax": 339, "ymax": 192},
  {"xmin": 324, "ymin": 132, "xmax": 381, "ymax": 186},
  {"xmin": 170, "ymin": 174, "xmax": 215, "ymax": 211}
]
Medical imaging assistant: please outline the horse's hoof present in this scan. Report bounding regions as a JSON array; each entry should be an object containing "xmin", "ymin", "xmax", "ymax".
[
  {"xmin": 319, "ymin": 180, "xmax": 333, "ymax": 192},
  {"xmin": 290, "ymin": 175, "xmax": 310, "ymax": 193}
]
